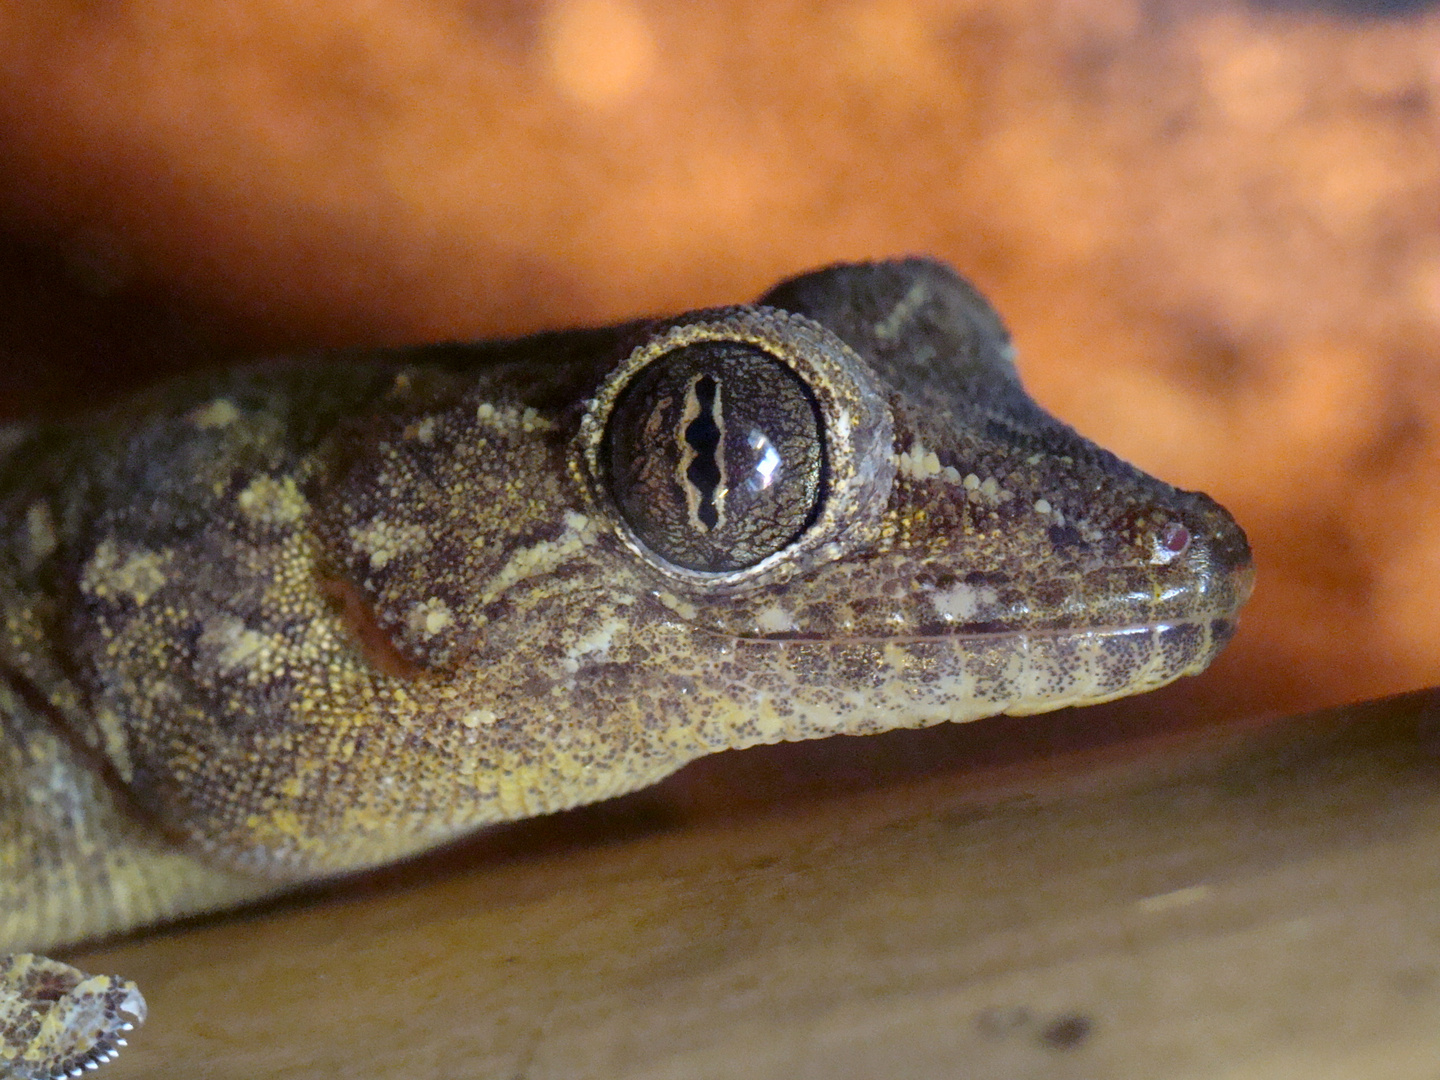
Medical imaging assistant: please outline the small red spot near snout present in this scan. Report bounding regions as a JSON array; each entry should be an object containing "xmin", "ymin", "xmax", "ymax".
[{"xmin": 1160, "ymin": 522, "xmax": 1191, "ymax": 554}]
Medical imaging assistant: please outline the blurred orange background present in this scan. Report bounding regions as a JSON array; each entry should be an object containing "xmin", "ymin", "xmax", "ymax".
[{"xmin": 0, "ymin": 0, "xmax": 1436, "ymax": 737}]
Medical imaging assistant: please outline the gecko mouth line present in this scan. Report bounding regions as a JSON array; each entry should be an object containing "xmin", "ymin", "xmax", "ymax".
[{"xmin": 713, "ymin": 617, "xmax": 1241, "ymax": 648}]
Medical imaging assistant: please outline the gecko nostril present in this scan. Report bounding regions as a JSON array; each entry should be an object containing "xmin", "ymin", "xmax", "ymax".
[
  {"xmin": 1150, "ymin": 521, "xmax": 1192, "ymax": 565},
  {"xmin": 1160, "ymin": 522, "xmax": 1191, "ymax": 554}
]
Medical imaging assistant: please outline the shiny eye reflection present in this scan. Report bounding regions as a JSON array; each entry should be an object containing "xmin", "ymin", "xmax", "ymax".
[{"xmin": 746, "ymin": 428, "xmax": 783, "ymax": 493}]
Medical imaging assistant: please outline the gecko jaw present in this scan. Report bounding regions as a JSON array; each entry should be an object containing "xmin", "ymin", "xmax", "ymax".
[{"xmin": 683, "ymin": 615, "xmax": 1242, "ymax": 747}]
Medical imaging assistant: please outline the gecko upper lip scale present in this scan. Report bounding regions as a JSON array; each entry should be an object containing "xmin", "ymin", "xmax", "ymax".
[{"xmin": 680, "ymin": 617, "xmax": 1249, "ymax": 744}]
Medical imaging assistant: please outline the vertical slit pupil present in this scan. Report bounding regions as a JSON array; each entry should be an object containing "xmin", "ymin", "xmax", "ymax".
[{"xmin": 684, "ymin": 376, "xmax": 722, "ymax": 530}]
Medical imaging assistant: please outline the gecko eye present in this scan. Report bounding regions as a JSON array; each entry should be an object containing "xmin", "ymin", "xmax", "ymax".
[
  {"xmin": 600, "ymin": 340, "xmax": 826, "ymax": 572},
  {"xmin": 579, "ymin": 305, "xmax": 893, "ymax": 590}
]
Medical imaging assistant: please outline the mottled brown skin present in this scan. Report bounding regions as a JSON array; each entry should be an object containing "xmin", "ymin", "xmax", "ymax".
[{"xmin": 0, "ymin": 260, "xmax": 1252, "ymax": 967}]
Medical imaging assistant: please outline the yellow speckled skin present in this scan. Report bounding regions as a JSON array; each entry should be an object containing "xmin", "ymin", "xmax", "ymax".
[{"xmin": 0, "ymin": 260, "xmax": 1253, "ymax": 961}]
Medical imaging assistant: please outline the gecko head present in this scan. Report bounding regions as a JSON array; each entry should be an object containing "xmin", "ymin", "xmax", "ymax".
[
  {"xmin": 314, "ymin": 258, "xmax": 1252, "ymax": 789},
  {"xmin": 578, "ymin": 259, "xmax": 1253, "ymax": 734},
  {"xmin": 59, "ymin": 258, "xmax": 1254, "ymax": 875}
]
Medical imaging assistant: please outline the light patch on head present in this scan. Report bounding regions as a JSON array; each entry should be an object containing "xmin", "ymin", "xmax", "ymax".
[
  {"xmin": 753, "ymin": 603, "xmax": 798, "ymax": 634},
  {"xmin": 475, "ymin": 401, "xmax": 556, "ymax": 434},
  {"xmin": 407, "ymin": 597, "xmax": 454, "ymax": 638},
  {"xmin": 560, "ymin": 615, "xmax": 627, "ymax": 674},
  {"xmin": 654, "ymin": 590, "xmax": 698, "ymax": 622},
  {"xmin": 896, "ymin": 440, "xmax": 945, "ymax": 481},
  {"xmin": 348, "ymin": 517, "xmax": 432, "ymax": 570},
  {"xmin": 237, "ymin": 474, "xmax": 309, "ymax": 526},
  {"xmin": 79, "ymin": 540, "xmax": 169, "ymax": 606},
  {"xmin": 873, "ymin": 278, "xmax": 930, "ymax": 342},
  {"xmin": 189, "ymin": 397, "xmax": 241, "ymax": 429},
  {"xmin": 201, "ymin": 616, "xmax": 278, "ymax": 674},
  {"xmin": 1032, "ymin": 497, "xmax": 1066, "ymax": 526},
  {"xmin": 929, "ymin": 581, "xmax": 998, "ymax": 622},
  {"xmin": 955, "ymin": 472, "xmax": 1010, "ymax": 506},
  {"xmin": 481, "ymin": 512, "xmax": 599, "ymax": 605}
]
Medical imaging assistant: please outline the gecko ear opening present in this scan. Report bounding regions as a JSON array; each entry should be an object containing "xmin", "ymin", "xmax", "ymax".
[{"xmin": 577, "ymin": 306, "xmax": 896, "ymax": 592}]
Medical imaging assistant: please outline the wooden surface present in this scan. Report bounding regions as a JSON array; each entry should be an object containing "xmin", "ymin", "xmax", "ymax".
[{"xmin": 60, "ymin": 688, "xmax": 1440, "ymax": 1079}]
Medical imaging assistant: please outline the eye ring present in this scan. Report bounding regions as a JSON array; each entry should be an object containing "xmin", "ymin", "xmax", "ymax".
[{"xmin": 576, "ymin": 306, "xmax": 895, "ymax": 591}]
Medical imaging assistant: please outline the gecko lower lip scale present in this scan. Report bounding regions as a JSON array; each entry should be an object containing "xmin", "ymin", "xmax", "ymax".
[{"xmin": 0, "ymin": 258, "xmax": 1253, "ymax": 1076}]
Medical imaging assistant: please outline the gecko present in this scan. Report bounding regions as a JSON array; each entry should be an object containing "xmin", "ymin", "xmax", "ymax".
[{"xmin": 0, "ymin": 258, "xmax": 1252, "ymax": 1078}]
